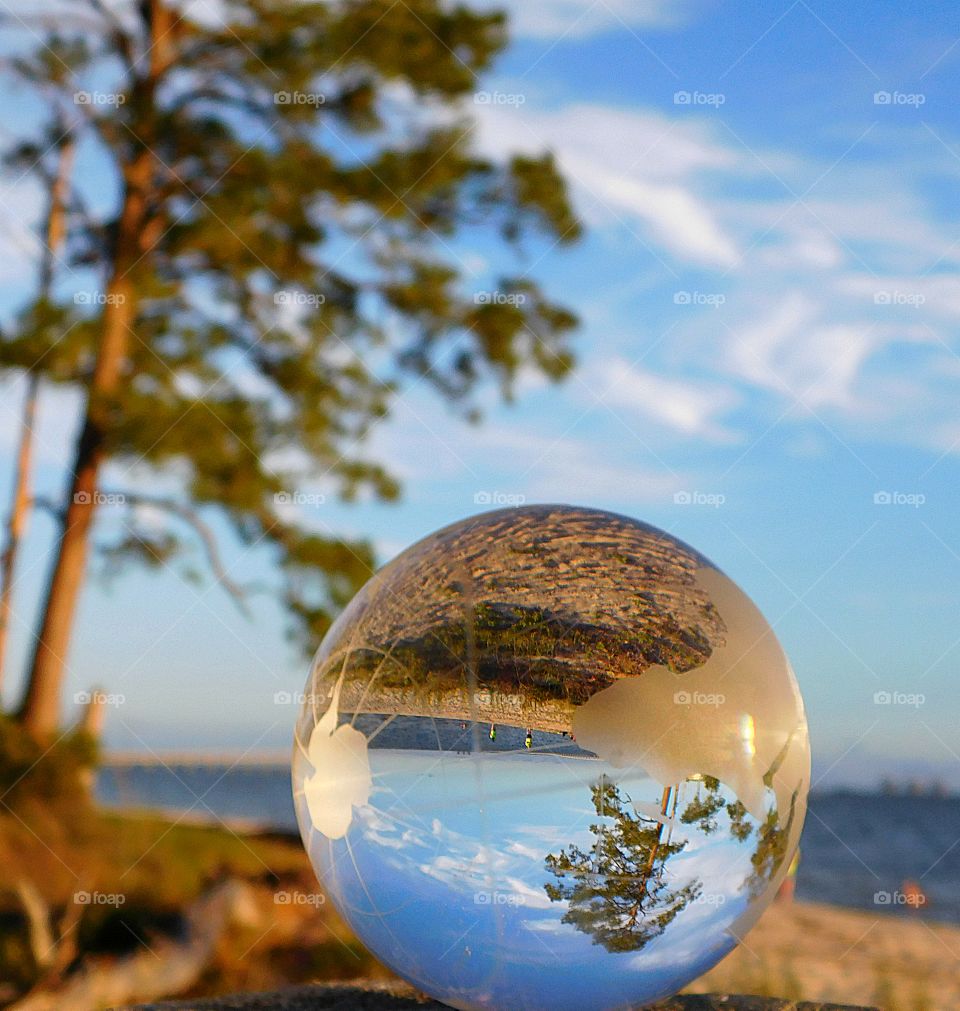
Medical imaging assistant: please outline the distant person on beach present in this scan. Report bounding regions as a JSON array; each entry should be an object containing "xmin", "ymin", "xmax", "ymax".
[
  {"xmin": 776, "ymin": 848, "xmax": 800, "ymax": 903},
  {"xmin": 488, "ymin": 723, "xmax": 496, "ymax": 741},
  {"xmin": 902, "ymin": 879, "xmax": 928, "ymax": 911},
  {"xmin": 525, "ymin": 731, "xmax": 533, "ymax": 749}
]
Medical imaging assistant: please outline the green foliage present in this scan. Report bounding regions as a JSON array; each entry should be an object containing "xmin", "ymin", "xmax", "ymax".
[
  {"xmin": 292, "ymin": 937, "xmax": 378, "ymax": 980},
  {"xmin": 726, "ymin": 798, "xmax": 754, "ymax": 842},
  {"xmin": 745, "ymin": 787, "xmax": 800, "ymax": 898},
  {"xmin": 319, "ymin": 591, "xmax": 719, "ymax": 710},
  {"xmin": 679, "ymin": 776, "xmax": 726, "ymax": 835},
  {"xmin": 1, "ymin": 0, "xmax": 582, "ymax": 653},
  {"xmin": 93, "ymin": 814, "xmax": 307, "ymax": 907},
  {"xmin": 0, "ymin": 713, "xmax": 98, "ymax": 811},
  {"xmin": 544, "ymin": 775, "xmax": 799, "ymax": 954},
  {"xmin": 322, "ymin": 602, "xmax": 629, "ymax": 707},
  {"xmin": 544, "ymin": 779, "xmax": 701, "ymax": 953},
  {"xmin": 676, "ymin": 772, "xmax": 800, "ymax": 902}
]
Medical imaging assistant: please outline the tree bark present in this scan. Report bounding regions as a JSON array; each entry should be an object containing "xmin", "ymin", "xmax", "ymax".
[
  {"xmin": 17, "ymin": 157, "xmax": 152, "ymax": 735},
  {"xmin": 17, "ymin": 234, "xmax": 139, "ymax": 737},
  {"xmin": 0, "ymin": 134, "xmax": 74, "ymax": 693},
  {"xmin": 0, "ymin": 374, "xmax": 40, "ymax": 692},
  {"xmin": 16, "ymin": 0, "xmax": 173, "ymax": 737},
  {"xmin": 637, "ymin": 784, "xmax": 674, "ymax": 900}
]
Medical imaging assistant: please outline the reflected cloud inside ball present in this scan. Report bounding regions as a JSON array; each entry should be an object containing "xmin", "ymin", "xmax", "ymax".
[{"xmin": 291, "ymin": 505, "xmax": 810, "ymax": 1011}]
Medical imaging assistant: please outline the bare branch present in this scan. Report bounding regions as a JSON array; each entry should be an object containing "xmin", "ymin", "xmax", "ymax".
[
  {"xmin": 14, "ymin": 879, "xmax": 55, "ymax": 972},
  {"xmin": 107, "ymin": 491, "xmax": 253, "ymax": 615}
]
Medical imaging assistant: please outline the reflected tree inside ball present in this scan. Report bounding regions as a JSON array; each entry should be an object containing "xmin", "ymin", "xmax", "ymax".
[{"xmin": 292, "ymin": 505, "xmax": 810, "ymax": 1011}]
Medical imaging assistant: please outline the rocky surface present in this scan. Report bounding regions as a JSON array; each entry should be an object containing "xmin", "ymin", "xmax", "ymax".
[{"xmin": 122, "ymin": 982, "xmax": 876, "ymax": 1010}]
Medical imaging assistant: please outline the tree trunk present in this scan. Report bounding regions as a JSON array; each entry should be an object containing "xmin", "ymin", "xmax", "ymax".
[
  {"xmin": 0, "ymin": 134, "xmax": 74, "ymax": 694},
  {"xmin": 17, "ymin": 294, "xmax": 134, "ymax": 736},
  {"xmin": 15, "ymin": 0, "xmax": 175, "ymax": 737},
  {"xmin": 17, "ymin": 155, "xmax": 149, "ymax": 737},
  {"xmin": 0, "ymin": 374, "xmax": 40, "ymax": 692},
  {"xmin": 637, "ymin": 785, "xmax": 674, "ymax": 900}
]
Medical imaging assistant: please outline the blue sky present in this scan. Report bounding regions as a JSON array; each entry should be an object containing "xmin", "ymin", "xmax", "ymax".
[
  {"xmin": 298, "ymin": 752, "xmax": 749, "ymax": 1008},
  {"xmin": 1, "ymin": 0, "xmax": 960, "ymax": 788}
]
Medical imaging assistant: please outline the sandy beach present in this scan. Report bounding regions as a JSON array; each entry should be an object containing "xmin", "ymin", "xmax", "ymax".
[{"xmin": 691, "ymin": 899, "xmax": 960, "ymax": 1010}]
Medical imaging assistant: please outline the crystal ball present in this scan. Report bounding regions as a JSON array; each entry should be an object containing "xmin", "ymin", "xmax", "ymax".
[{"xmin": 292, "ymin": 505, "xmax": 810, "ymax": 1010}]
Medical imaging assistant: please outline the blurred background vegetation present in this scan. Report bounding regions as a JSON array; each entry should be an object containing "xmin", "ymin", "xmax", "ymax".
[{"xmin": 0, "ymin": 0, "xmax": 580, "ymax": 1004}]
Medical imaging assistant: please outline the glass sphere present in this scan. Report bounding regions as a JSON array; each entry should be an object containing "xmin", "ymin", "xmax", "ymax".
[{"xmin": 292, "ymin": 505, "xmax": 810, "ymax": 1011}]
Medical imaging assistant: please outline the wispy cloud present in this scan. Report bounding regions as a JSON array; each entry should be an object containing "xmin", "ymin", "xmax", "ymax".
[
  {"xmin": 585, "ymin": 357, "xmax": 741, "ymax": 442},
  {"xmin": 490, "ymin": 0, "xmax": 691, "ymax": 40},
  {"xmin": 475, "ymin": 91, "xmax": 960, "ymax": 453},
  {"xmin": 476, "ymin": 103, "xmax": 741, "ymax": 266}
]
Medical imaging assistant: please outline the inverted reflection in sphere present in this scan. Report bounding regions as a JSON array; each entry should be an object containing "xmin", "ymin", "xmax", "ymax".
[{"xmin": 292, "ymin": 505, "xmax": 810, "ymax": 1011}]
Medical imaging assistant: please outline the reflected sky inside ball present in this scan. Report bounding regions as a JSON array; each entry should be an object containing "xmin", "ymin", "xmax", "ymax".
[{"xmin": 292, "ymin": 505, "xmax": 810, "ymax": 1011}]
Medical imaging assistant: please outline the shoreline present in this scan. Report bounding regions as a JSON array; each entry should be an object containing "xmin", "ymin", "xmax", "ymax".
[
  {"xmin": 97, "ymin": 755, "xmax": 960, "ymax": 802},
  {"xmin": 96, "ymin": 800, "xmax": 960, "ymax": 929}
]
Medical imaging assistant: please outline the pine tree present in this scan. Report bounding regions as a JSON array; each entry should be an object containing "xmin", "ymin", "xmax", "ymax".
[
  {"xmin": 0, "ymin": 127, "xmax": 75, "ymax": 691},
  {"xmin": 0, "ymin": 0, "xmax": 580, "ymax": 737},
  {"xmin": 545, "ymin": 779, "xmax": 701, "ymax": 953}
]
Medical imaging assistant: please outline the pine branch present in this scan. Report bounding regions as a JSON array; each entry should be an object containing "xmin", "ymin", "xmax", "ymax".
[
  {"xmin": 82, "ymin": 0, "xmax": 137, "ymax": 71},
  {"xmin": 108, "ymin": 491, "xmax": 254, "ymax": 615}
]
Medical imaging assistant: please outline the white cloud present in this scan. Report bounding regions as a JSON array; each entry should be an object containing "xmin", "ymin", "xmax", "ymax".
[
  {"xmin": 567, "ymin": 156, "xmax": 739, "ymax": 265},
  {"xmin": 719, "ymin": 292, "xmax": 816, "ymax": 394},
  {"xmin": 795, "ymin": 324, "xmax": 885, "ymax": 411},
  {"xmin": 471, "ymin": 95, "xmax": 960, "ymax": 445},
  {"xmin": 839, "ymin": 273, "xmax": 960, "ymax": 318},
  {"xmin": 464, "ymin": 423, "xmax": 689, "ymax": 503},
  {"xmin": 364, "ymin": 402, "xmax": 690, "ymax": 506},
  {"xmin": 711, "ymin": 290, "xmax": 943, "ymax": 419},
  {"xmin": 499, "ymin": 106, "xmax": 740, "ymax": 180},
  {"xmin": 490, "ymin": 0, "xmax": 690, "ymax": 39},
  {"xmin": 795, "ymin": 196, "xmax": 954, "ymax": 271},
  {"xmin": 475, "ymin": 103, "xmax": 740, "ymax": 266},
  {"xmin": 525, "ymin": 453, "xmax": 683, "ymax": 505},
  {"xmin": 587, "ymin": 357, "xmax": 741, "ymax": 441},
  {"xmin": 748, "ymin": 216, "xmax": 844, "ymax": 271},
  {"xmin": 719, "ymin": 295, "xmax": 897, "ymax": 414}
]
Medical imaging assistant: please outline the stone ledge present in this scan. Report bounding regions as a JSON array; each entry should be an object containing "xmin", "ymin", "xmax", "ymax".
[{"xmin": 120, "ymin": 982, "xmax": 877, "ymax": 1010}]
